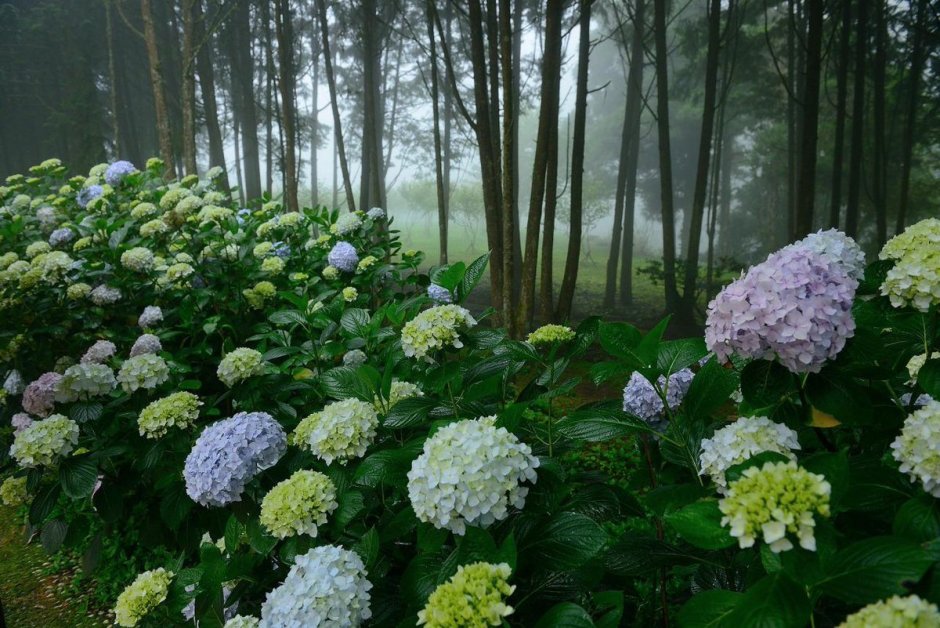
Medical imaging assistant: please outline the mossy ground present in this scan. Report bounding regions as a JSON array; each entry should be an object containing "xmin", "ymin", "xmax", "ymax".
[{"xmin": 0, "ymin": 506, "xmax": 108, "ymax": 627}]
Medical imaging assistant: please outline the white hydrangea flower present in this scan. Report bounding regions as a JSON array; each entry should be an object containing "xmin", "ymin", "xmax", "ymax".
[
  {"xmin": 330, "ymin": 212, "xmax": 362, "ymax": 235},
  {"xmin": 401, "ymin": 305, "xmax": 478, "ymax": 361},
  {"xmin": 90, "ymin": 284, "xmax": 122, "ymax": 305},
  {"xmin": 224, "ymin": 616, "xmax": 260, "ymax": 628},
  {"xmin": 292, "ymin": 398, "xmax": 378, "ymax": 465},
  {"xmin": 260, "ymin": 545, "xmax": 372, "ymax": 627},
  {"xmin": 3, "ymin": 369, "xmax": 25, "ymax": 395},
  {"xmin": 838, "ymin": 595, "xmax": 940, "ymax": 628},
  {"xmin": 787, "ymin": 229, "xmax": 866, "ymax": 279},
  {"xmin": 891, "ymin": 400, "xmax": 940, "ymax": 498},
  {"xmin": 138, "ymin": 305, "xmax": 164, "ymax": 329},
  {"xmin": 56, "ymin": 363, "xmax": 116, "ymax": 402},
  {"xmin": 407, "ymin": 416, "xmax": 539, "ymax": 535},
  {"xmin": 699, "ymin": 416, "xmax": 800, "ymax": 491}
]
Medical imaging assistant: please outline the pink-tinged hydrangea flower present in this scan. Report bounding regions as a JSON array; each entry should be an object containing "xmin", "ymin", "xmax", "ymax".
[
  {"xmin": 705, "ymin": 245, "xmax": 857, "ymax": 373},
  {"xmin": 11, "ymin": 412, "xmax": 33, "ymax": 433},
  {"xmin": 81, "ymin": 340, "xmax": 117, "ymax": 364},
  {"xmin": 130, "ymin": 334, "xmax": 162, "ymax": 357},
  {"xmin": 183, "ymin": 412, "xmax": 287, "ymax": 507},
  {"xmin": 328, "ymin": 241, "xmax": 359, "ymax": 273},
  {"xmin": 22, "ymin": 372, "xmax": 63, "ymax": 417}
]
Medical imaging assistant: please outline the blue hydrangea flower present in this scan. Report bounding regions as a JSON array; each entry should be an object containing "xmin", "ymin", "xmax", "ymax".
[
  {"xmin": 183, "ymin": 412, "xmax": 287, "ymax": 507},
  {"xmin": 77, "ymin": 186, "xmax": 103, "ymax": 209},
  {"xmin": 427, "ymin": 284, "xmax": 453, "ymax": 304},
  {"xmin": 328, "ymin": 241, "xmax": 359, "ymax": 273},
  {"xmin": 48, "ymin": 228, "xmax": 74, "ymax": 248},
  {"xmin": 367, "ymin": 207, "xmax": 386, "ymax": 220},
  {"xmin": 272, "ymin": 241, "xmax": 290, "ymax": 259},
  {"xmin": 105, "ymin": 160, "xmax": 137, "ymax": 186},
  {"xmin": 622, "ymin": 368, "xmax": 695, "ymax": 426},
  {"xmin": 236, "ymin": 208, "xmax": 252, "ymax": 226}
]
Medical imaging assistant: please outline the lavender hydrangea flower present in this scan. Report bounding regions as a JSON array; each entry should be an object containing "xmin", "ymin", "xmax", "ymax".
[
  {"xmin": 328, "ymin": 241, "xmax": 359, "ymax": 273},
  {"xmin": 138, "ymin": 306, "xmax": 163, "ymax": 328},
  {"xmin": 183, "ymin": 412, "xmax": 287, "ymax": 507},
  {"xmin": 11, "ymin": 412, "xmax": 33, "ymax": 433},
  {"xmin": 130, "ymin": 334, "xmax": 162, "ymax": 357},
  {"xmin": 705, "ymin": 244, "xmax": 857, "ymax": 374},
  {"xmin": 49, "ymin": 228, "xmax": 74, "ymax": 248},
  {"xmin": 22, "ymin": 372, "xmax": 63, "ymax": 417},
  {"xmin": 367, "ymin": 207, "xmax": 386, "ymax": 220},
  {"xmin": 427, "ymin": 283, "xmax": 453, "ymax": 304},
  {"xmin": 105, "ymin": 160, "xmax": 137, "ymax": 185},
  {"xmin": 77, "ymin": 185, "xmax": 103, "ymax": 209},
  {"xmin": 81, "ymin": 340, "xmax": 117, "ymax": 364},
  {"xmin": 236, "ymin": 208, "xmax": 252, "ymax": 226},
  {"xmin": 272, "ymin": 241, "xmax": 290, "ymax": 259},
  {"xmin": 622, "ymin": 369, "xmax": 695, "ymax": 428}
]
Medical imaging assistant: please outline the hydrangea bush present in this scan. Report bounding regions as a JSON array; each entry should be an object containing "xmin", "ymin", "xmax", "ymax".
[{"xmin": 1, "ymin": 159, "xmax": 939, "ymax": 626}]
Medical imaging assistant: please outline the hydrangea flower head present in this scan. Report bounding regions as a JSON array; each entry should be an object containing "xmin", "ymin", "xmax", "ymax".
[
  {"xmin": 49, "ymin": 227, "xmax": 74, "ymax": 248},
  {"xmin": 138, "ymin": 391, "xmax": 202, "ymax": 438},
  {"xmin": 699, "ymin": 416, "xmax": 800, "ymax": 491},
  {"xmin": 786, "ymin": 229, "xmax": 866, "ymax": 279},
  {"xmin": 138, "ymin": 305, "xmax": 163, "ymax": 329},
  {"xmin": 81, "ymin": 340, "xmax": 117, "ymax": 364},
  {"xmin": 342, "ymin": 349, "xmax": 367, "ymax": 368},
  {"xmin": 719, "ymin": 460, "xmax": 830, "ymax": 553},
  {"xmin": 130, "ymin": 334, "xmax": 162, "ymax": 357},
  {"xmin": 622, "ymin": 369, "xmax": 694, "ymax": 424},
  {"xmin": 224, "ymin": 617, "xmax": 260, "ymax": 628},
  {"xmin": 892, "ymin": 400, "xmax": 940, "ymax": 497},
  {"xmin": 11, "ymin": 412, "xmax": 33, "ymax": 433},
  {"xmin": 367, "ymin": 207, "xmax": 385, "ymax": 220},
  {"xmin": 881, "ymin": 247, "xmax": 940, "ymax": 312},
  {"xmin": 114, "ymin": 568, "xmax": 173, "ymax": 627},
  {"xmin": 217, "ymin": 347, "xmax": 264, "ymax": 387},
  {"xmin": 401, "ymin": 305, "xmax": 478, "ymax": 361},
  {"xmin": 90, "ymin": 284, "xmax": 122, "ymax": 306},
  {"xmin": 427, "ymin": 283, "xmax": 453, "ymax": 304},
  {"xmin": 3, "ymin": 369, "xmax": 25, "ymax": 395},
  {"xmin": 56, "ymin": 363, "xmax": 116, "ymax": 402},
  {"xmin": 417, "ymin": 562, "xmax": 515, "ymax": 627},
  {"xmin": 0, "ymin": 476, "xmax": 27, "ymax": 506},
  {"xmin": 117, "ymin": 354, "xmax": 169, "ymax": 393},
  {"xmin": 408, "ymin": 415, "xmax": 539, "ymax": 535},
  {"xmin": 837, "ymin": 595, "xmax": 940, "ymax": 628},
  {"xmin": 293, "ymin": 398, "xmax": 378, "ymax": 465},
  {"xmin": 880, "ymin": 218, "xmax": 940, "ymax": 261},
  {"xmin": 260, "ymin": 545, "xmax": 372, "ymax": 627},
  {"xmin": 260, "ymin": 256, "xmax": 285, "ymax": 275},
  {"xmin": 25, "ymin": 241, "xmax": 51, "ymax": 259},
  {"xmin": 374, "ymin": 379, "xmax": 423, "ymax": 412},
  {"xmin": 184, "ymin": 411, "xmax": 287, "ymax": 506},
  {"xmin": 330, "ymin": 212, "xmax": 363, "ymax": 236},
  {"xmin": 121, "ymin": 247, "xmax": 155, "ymax": 273},
  {"xmin": 243, "ymin": 281, "xmax": 276, "ymax": 310},
  {"xmin": 259, "ymin": 469, "xmax": 338, "ymax": 538},
  {"xmin": 22, "ymin": 372, "xmax": 62, "ymax": 417},
  {"xmin": 67, "ymin": 282, "xmax": 91, "ymax": 300},
  {"xmin": 343, "ymin": 287, "xmax": 358, "ymax": 302},
  {"xmin": 77, "ymin": 185, "xmax": 103, "ymax": 208},
  {"xmin": 357, "ymin": 255, "xmax": 377, "ymax": 272},
  {"xmin": 105, "ymin": 160, "xmax": 136, "ymax": 186},
  {"xmin": 527, "ymin": 324, "xmax": 575, "ymax": 346},
  {"xmin": 328, "ymin": 241, "xmax": 359, "ymax": 273},
  {"xmin": 705, "ymin": 244, "xmax": 857, "ymax": 373},
  {"xmin": 9, "ymin": 414, "xmax": 79, "ymax": 467}
]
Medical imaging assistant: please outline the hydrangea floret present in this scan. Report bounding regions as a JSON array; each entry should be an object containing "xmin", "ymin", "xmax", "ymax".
[
  {"xmin": 427, "ymin": 283, "xmax": 453, "ymax": 304},
  {"xmin": 401, "ymin": 304, "xmax": 478, "ymax": 361},
  {"xmin": 527, "ymin": 324, "xmax": 576, "ymax": 346},
  {"xmin": 114, "ymin": 568, "xmax": 173, "ymax": 627},
  {"xmin": 117, "ymin": 354, "xmax": 169, "ymax": 393},
  {"xmin": 699, "ymin": 416, "xmax": 800, "ymax": 491},
  {"xmin": 56, "ymin": 363, "xmax": 116, "ymax": 402},
  {"xmin": 374, "ymin": 379, "xmax": 423, "ymax": 412},
  {"xmin": 292, "ymin": 398, "xmax": 379, "ymax": 465},
  {"xmin": 622, "ymin": 369, "xmax": 694, "ymax": 424},
  {"xmin": 90, "ymin": 284, "xmax": 122, "ymax": 305},
  {"xmin": 328, "ymin": 241, "xmax": 359, "ymax": 273},
  {"xmin": 719, "ymin": 460, "xmax": 830, "ymax": 553},
  {"xmin": 259, "ymin": 469, "xmax": 338, "ymax": 539},
  {"xmin": 81, "ymin": 339, "xmax": 117, "ymax": 364},
  {"xmin": 223, "ymin": 616, "xmax": 260, "ymax": 628},
  {"xmin": 217, "ymin": 347, "xmax": 264, "ymax": 387},
  {"xmin": 330, "ymin": 212, "xmax": 363, "ymax": 235},
  {"xmin": 22, "ymin": 372, "xmax": 62, "ymax": 417},
  {"xmin": 407, "ymin": 415, "xmax": 539, "ymax": 535},
  {"xmin": 837, "ymin": 595, "xmax": 940, "ymax": 628},
  {"xmin": 417, "ymin": 562, "xmax": 515, "ymax": 628},
  {"xmin": 786, "ymin": 228, "xmax": 865, "ymax": 279},
  {"xmin": 105, "ymin": 160, "xmax": 137, "ymax": 186},
  {"xmin": 138, "ymin": 305, "xmax": 163, "ymax": 328},
  {"xmin": 880, "ymin": 247, "xmax": 940, "ymax": 312},
  {"xmin": 121, "ymin": 247, "xmax": 155, "ymax": 273},
  {"xmin": 907, "ymin": 352, "xmax": 940, "ymax": 383},
  {"xmin": 138, "ymin": 392, "xmax": 202, "ymax": 438},
  {"xmin": 130, "ymin": 333, "xmax": 162, "ymax": 357},
  {"xmin": 891, "ymin": 400, "xmax": 940, "ymax": 498},
  {"xmin": 9, "ymin": 414, "xmax": 79, "ymax": 467},
  {"xmin": 0, "ymin": 476, "xmax": 28, "ymax": 506}
]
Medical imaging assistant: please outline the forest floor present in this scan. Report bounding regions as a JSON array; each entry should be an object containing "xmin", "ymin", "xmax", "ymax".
[{"xmin": 0, "ymin": 506, "xmax": 107, "ymax": 628}]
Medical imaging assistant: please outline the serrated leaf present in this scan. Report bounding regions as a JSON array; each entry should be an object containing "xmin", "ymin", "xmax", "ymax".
[
  {"xmin": 918, "ymin": 359, "xmax": 940, "ymax": 398},
  {"xmin": 268, "ymin": 309, "xmax": 307, "ymax": 327},
  {"xmin": 683, "ymin": 359, "xmax": 739, "ymax": 420},
  {"xmin": 59, "ymin": 455, "xmax": 98, "ymax": 499},
  {"xmin": 340, "ymin": 308, "xmax": 371, "ymax": 335},
  {"xmin": 557, "ymin": 403, "xmax": 657, "ymax": 441},
  {"xmin": 741, "ymin": 360, "xmax": 795, "ymax": 407},
  {"xmin": 70, "ymin": 401, "xmax": 103, "ymax": 424},
  {"xmin": 29, "ymin": 483, "xmax": 60, "ymax": 525},
  {"xmin": 457, "ymin": 252, "xmax": 489, "ymax": 301},
  {"xmin": 40, "ymin": 519, "xmax": 68, "ymax": 554},
  {"xmin": 528, "ymin": 512, "xmax": 607, "ymax": 569},
  {"xmin": 677, "ymin": 590, "xmax": 742, "ymax": 628},
  {"xmin": 817, "ymin": 536, "xmax": 934, "ymax": 604},
  {"xmin": 727, "ymin": 572, "xmax": 810, "ymax": 628},
  {"xmin": 665, "ymin": 500, "xmax": 736, "ymax": 550},
  {"xmin": 383, "ymin": 396, "xmax": 438, "ymax": 428}
]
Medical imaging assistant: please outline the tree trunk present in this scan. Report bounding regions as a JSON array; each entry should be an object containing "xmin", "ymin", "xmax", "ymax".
[
  {"xmin": 228, "ymin": 0, "xmax": 261, "ymax": 200},
  {"xmin": 896, "ymin": 0, "xmax": 927, "ymax": 234},
  {"xmin": 828, "ymin": 0, "xmax": 851, "ymax": 229},
  {"xmin": 105, "ymin": 0, "xmax": 120, "ymax": 156},
  {"xmin": 426, "ymin": 0, "xmax": 448, "ymax": 265},
  {"xmin": 141, "ymin": 0, "xmax": 176, "ymax": 179},
  {"xmin": 310, "ymin": 23, "xmax": 320, "ymax": 207},
  {"xmin": 274, "ymin": 0, "xmax": 298, "ymax": 211},
  {"xmin": 233, "ymin": 114, "xmax": 244, "ymax": 204},
  {"xmin": 468, "ymin": 0, "xmax": 505, "ymax": 320},
  {"xmin": 682, "ymin": 0, "xmax": 722, "ymax": 316},
  {"xmin": 193, "ymin": 0, "xmax": 228, "ymax": 190},
  {"xmin": 316, "ymin": 0, "xmax": 356, "ymax": 211},
  {"xmin": 845, "ymin": 0, "xmax": 866, "ymax": 238},
  {"xmin": 653, "ymin": 0, "xmax": 680, "ymax": 311},
  {"xmin": 793, "ymin": 0, "xmax": 823, "ymax": 238},
  {"xmin": 871, "ymin": 0, "xmax": 887, "ymax": 246},
  {"xmin": 510, "ymin": 0, "xmax": 523, "ymax": 302},
  {"xmin": 499, "ymin": 0, "xmax": 517, "ymax": 332},
  {"xmin": 262, "ymin": 0, "xmax": 274, "ymax": 194},
  {"xmin": 539, "ymin": 115, "xmax": 560, "ymax": 324},
  {"xmin": 359, "ymin": 0, "xmax": 387, "ymax": 211},
  {"xmin": 556, "ymin": 0, "xmax": 592, "ymax": 322},
  {"xmin": 604, "ymin": 78, "xmax": 633, "ymax": 309},
  {"xmin": 180, "ymin": 0, "xmax": 197, "ymax": 175}
]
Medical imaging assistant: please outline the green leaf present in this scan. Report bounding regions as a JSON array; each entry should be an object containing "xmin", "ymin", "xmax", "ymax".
[
  {"xmin": 159, "ymin": 485, "xmax": 193, "ymax": 531},
  {"xmin": 224, "ymin": 515, "xmax": 242, "ymax": 553},
  {"xmin": 457, "ymin": 252, "xmax": 490, "ymax": 301},
  {"xmin": 597, "ymin": 321, "xmax": 644, "ymax": 367},
  {"xmin": 893, "ymin": 496, "xmax": 940, "ymax": 542},
  {"xmin": 29, "ymin": 483, "xmax": 60, "ymax": 525},
  {"xmin": 665, "ymin": 500, "xmax": 736, "ymax": 550},
  {"xmin": 383, "ymin": 396, "xmax": 438, "ymax": 428},
  {"xmin": 354, "ymin": 527, "xmax": 380, "ymax": 569},
  {"xmin": 740, "ymin": 360, "xmax": 795, "ymax": 408},
  {"xmin": 800, "ymin": 451, "xmax": 849, "ymax": 507},
  {"xmin": 40, "ymin": 520, "xmax": 68, "ymax": 554},
  {"xmin": 727, "ymin": 572, "xmax": 810, "ymax": 628},
  {"xmin": 677, "ymin": 590, "xmax": 742, "ymax": 628},
  {"xmin": 657, "ymin": 338, "xmax": 706, "ymax": 377},
  {"xmin": 557, "ymin": 402, "xmax": 657, "ymax": 441},
  {"xmin": 535, "ymin": 602, "xmax": 595, "ymax": 628},
  {"xmin": 431, "ymin": 261, "xmax": 466, "ymax": 291},
  {"xmin": 268, "ymin": 309, "xmax": 307, "ymax": 327},
  {"xmin": 340, "ymin": 308, "xmax": 371, "ymax": 335},
  {"xmin": 528, "ymin": 512, "xmax": 607, "ymax": 570},
  {"xmin": 683, "ymin": 359, "xmax": 739, "ymax": 420},
  {"xmin": 246, "ymin": 519, "xmax": 277, "ymax": 556},
  {"xmin": 805, "ymin": 368, "xmax": 873, "ymax": 425},
  {"xmin": 817, "ymin": 536, "xmax": 934, "ymax": 604},
  {"xmin": 59, "ymin": 455, "xmax": 98, "ymax": 499},
  {"xmin": 605, "ymin": 536, "xmax": 704, "ymax": 577},
  {"xmin": 723, "ymin": 450, "xmax": 792, "ymax": 485},
  {"xmin": 70, "ymin": 401, "xmax": 103, "ymax": 424},
  {"xmin": 918, "ymin": 359, "xmax": 940, "ymax": 398}
]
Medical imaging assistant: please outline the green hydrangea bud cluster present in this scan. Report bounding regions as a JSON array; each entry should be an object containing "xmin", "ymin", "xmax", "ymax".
[
  {"xmin": 417, "ymin": 562, "xmax": 515, "ymax": 628},
  {"xmin": 138, "ymin": 391, "xmax": 202, "ymax": 438},
  {"xmin": 259, "ymin": 469, "xmax": 338, "ymax": 539},
  {"xmin": 113, "ymin": 567, "xmax": 173, "ymax": 627}
]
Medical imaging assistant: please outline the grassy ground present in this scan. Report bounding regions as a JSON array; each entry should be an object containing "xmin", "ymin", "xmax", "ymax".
[{"xmin": 0, "ymin": 506, "xmax": 108, "ymax": 628}]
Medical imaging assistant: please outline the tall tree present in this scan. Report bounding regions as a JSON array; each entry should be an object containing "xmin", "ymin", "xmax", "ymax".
[
  {"xmin": 358, "ymin": 0, "xmax": 388, "ymax": 211},
  {"xmin": 426, "ymin": 0, "xmax": 449, "ymax": 265},
  {"xmin": 141, "ymin": 0, "xmax": 176, "ymax": 179},
  {"xmin": 556, "ymin": 0, "xmax": 592, "ymax": 322},
  {"xmin": 274, "ymin": 0, "xmax": 299, "ymax": 211},
  {"xmin": 193, "ymin": 0, "xmax": 229, "ymax": 190},
  {"xmin": 499, "ymin": 0, "xmax": 517, "ymax": 332},
  {"xmin": 896, "ymin": 0, "xmax": 928, "ymax": 234},
  {"xmin": 871, "ymin": 0, "xmax": 887, "ymax": 245},
  {"xmin": 828, "ymin": 0, "xmax": 851, "ymax": 229},
  {"xmin": 180, "ymin": 0, "xmax": 197, "ymax": 175},
  {"xmin": 793, "ymin": 0, "xmax": 824, "ymax": 238},
  {"xmin": 226, "ymin": 0, "xmax": 261, "ymax": 201},
  {"xmin": 845, "ymin": 0, "xmax": 866, "ymax": 238}
]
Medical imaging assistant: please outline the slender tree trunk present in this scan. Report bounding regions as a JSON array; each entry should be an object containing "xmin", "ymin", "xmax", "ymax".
[
  {"xmin": 499, "ymin": 0, "xmax": 517, "ymax": 332},
  {"xmin": 682, "ymin": 0, "xmax": 722, "ymax": 316},
  {"xmin": 228, "ymin": 0, "xmax": 261, "ymax": 200},
  {"xmin": 871, "ymin": 0, "xmax": 887, "ymax": 245},
  {"xmin": 274, "ymin": 0, "xmax": 298, "ymax": 211},
  {"xmin": 653, "ymin": 0, "xmax": 680, "ymax": 311},
  {"xmin": 556, "ymin": 0, "xmax": 592, "ymax": 322},
  {"xmin": 181, "ymin": 0, "xmax": 198, "ymax": 175},
  {"xmin": 793, "ymin": 0, "xmax": 823, "ymax": 238},
  {"xmin": 310, "ymin": 26, "xmax": 320, "ymax": 207},
  {"xmin": 359, "ymin": 0, "xmax": 387, "ymax": 211},
  {"xmin": 706, "ymin": 113, "xmax": 725, "ymax": 298},
  {"xmin": 511, "ymin": 0, "xmax": 523, "ymax": 300},
  {"xmin": 106, "ymin": 0, "xmax": 120, "ymax": 156},
  {"xmin": 896, "ymin": 0, "xmax": 927, "ymax": 234},
  {"xmin": 829, "ymin": 0, "xmax": 851, "ymax": 229},
  {"xmin": 718, "ymin": 130, "xmax": 733, "ymax": 258},
  {"xmin": 427, "ymin": 0, "xmax": 448, "ymax": 265},
  {"xmin": 262, "ymin": 1, "xmax": 274, "ymax": 194},
  {"xmin": 785, "ymin": 0, "xmax": 796, "ymax": 243},
  {"xmin": 845, "ymin": 0, "xmax": 866, "ymax": 238},
  {"xmin": 468, "ymin": 0, "xmax": 505, "ymax": 320},
  {"xmin": 539, "ymin": 116, "xmax": 560, "ymax": 324},
  {"xmin": 605, "ymin": 85, "xmax": 633, "ymax": 308},
  {"xmin": 141, "ymin": 0, "xmax": 176, "ymax": 179},
  {"xmin": 443, "ymin": 4, "xmax": 453, "ymax": 239},
  {"xmin": 193, "ymin": 0, "xmax": 228, "ymax": 190},
  {"xmin": 234, "ymin": 110, "xmax": 244, "ymax": 205},
  {"xmin": 316, "ymin": 0, "xmax": 356, "ymax": 211},
  {"xmin": 619, "ymin": 0, "xmax": 646, "ymax": 306}
]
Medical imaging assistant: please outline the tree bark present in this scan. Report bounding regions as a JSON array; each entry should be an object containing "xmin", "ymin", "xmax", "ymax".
[
  {"xmin": 105, "ymin": 0, "xmax": 121, "ymax": 156},
  {"xmin": 426, "ymin": 0, "xmax": 449, "ymax": 265},
  {"xmin": 180, "ymin": 0, "xmax": 198, "ymax": 176},
  {"xmin": 828, "ymin": 0, "xmax": 851, "ymax": 229},
  {"xmin": 274, "ymin": 0, "xmax": 299, "ymax": 211},
  {"xmin": 896, "ymin": 0, "xmax": 927, "ymax": 234},
  {"xmin": 141, "ymin": 0, "xmax": 176, "ymax": 179},
  {"xmin": 262, "ymin": 0, "xmax": 274, "ymax": 194},
  {"xmin": 316, "ymin": 0, "xmax": 356, "ymax": 211},
  {"xmin": 845, "ymin": 0, "xmax": 866, "ymax": 238},
  {"xmin": 556, "ymin": 0, "xmax": 592, "ymax": 322},
  {"xmin": 499, "ymin": 0, "xmax": 517, "ymax": 332},
  {"xmin": 871, "ymin": 0, "xmax": 887, "ymax": 246},
  {"xmin": 310, "ymin": 22, "xmax": 320, "ymax": 207},
  {"xmin": 653, "ymin": 0, "xmax": 680, "ymax": 312},
  {"xmin": 793, "ymin": 0, "xmax": 823, "ymax": 238},
  {"xmin": 605, "ymin": 69, "xmax": 633, "ymax": 308},
  {"xmin": 227, "ymin": 0, "xmax": 261, "ymax": 200},
  {"xmin": 193, "ymin": 0, "xmax": 228, "ymax": 190}
]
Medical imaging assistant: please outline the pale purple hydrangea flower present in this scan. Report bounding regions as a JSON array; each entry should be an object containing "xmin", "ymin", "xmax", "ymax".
[
  {"xmin": 367, "ymin": 207, "xmax": 386, "ymax": 220},
  {"xmin": 272, "ymin": 241, "xmax": 290, "ymax": 259},
  {"xmin": 11, "ymin": 412, "xmax": 33, "ymax": 433},
  {"xmin": 427, "ymin": 284, "xmax": 453, "ymax": 304},
  {"xmin": 90, "ymin": 284, "xmax": 121, "ymax": 306},
  {"xmin": 138, "ymin": 306, "xmax": 163, "ymax": 328},
  {"xmin": 236, "ymin": 208, "xmax": 251, "ymax": 226},
  {"xmin": 49, "ymin": 228, "xmax": 74, "ymax": 248},
  {"xmin": 130, "ymin": 334, "xmax": 162, "ymax": 357},
  {"xmin": 77, "ymin": 185, "xmax": 103, "ymax": 209},
  {"xmin": 3, "ymin": 370, "xmax": 25, "ymax": 395},
  {"xmin": 22, "ymin": 372, "xmax": 62, "ymax": 417},
  {"xmin": 328, "ymin": 241, "xmax": 359, "ymax": 273},
  {"xmin": 105, "ymin": 160, "xmax": 136, "ymax": 186},
  {"xmin": 81, "ymin": 340, "xmax": 117, "ymax": 364},
  {"xmin": 622, "ymin": 368, "xmax": 695, "ymax": 427},
  {"xmin": 705, "ymin": 244, "xmax": 857, "ymax": 374},
  {"xmin": 788, "ymin": 228, "xmax": 866, "ymax": 279},
  {"xmin": 183, "ymin": 411, "xmax": 288, "ymax": 507}
]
